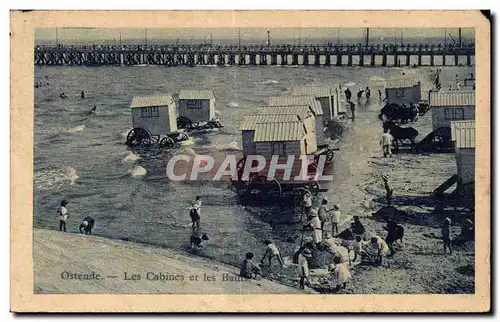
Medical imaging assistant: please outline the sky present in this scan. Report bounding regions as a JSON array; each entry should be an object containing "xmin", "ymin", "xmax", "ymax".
[{"xmin": 35, "ymin": 28, "xmax": 475, "ymax": 45}]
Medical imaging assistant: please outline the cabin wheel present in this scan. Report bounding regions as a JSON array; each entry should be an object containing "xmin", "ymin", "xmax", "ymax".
[
  {"xmin": 177, "ymin": 132, "xmax": 190, "ymax": 142},
  {"xmin": 205, "ymin": 122, "xmax": 214, "ymax": 130},
  {"xmin": 126, "ymin": 128, "xmax": 151, "ymax": 147},
  {"xmin": 249, "ymin": 175, "xmax": 283, "ymax": 199},
  {"xmin": 160, "ymin": 136, "xmax": 175, "ymax": 148},
  {"xmin": 325, "ymin": 150, "xmax": 335, "ymax": 164}
]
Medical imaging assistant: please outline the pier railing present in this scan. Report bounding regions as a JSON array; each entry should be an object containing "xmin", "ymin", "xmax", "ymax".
[{"xmin": 34, "ymin": 43, "xmax": 475, "ymax": 67}]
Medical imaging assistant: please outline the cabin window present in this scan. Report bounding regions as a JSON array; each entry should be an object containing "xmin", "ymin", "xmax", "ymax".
[
  {"xmin": 271, "ymin": 142, "xmax": 286, "ymax": 157},
  {"xmin": 186, "ymin": 100, "xmax": 202, "ymax": 109},
  {"xmin": 141, "ymin": 106, "xmax": 160, "ymax": 118},
  {"xmin": 454, "ymin": 108, "xmax": 465, "ymax": 120},
  {"xmin": 396, "ymin": 88, "xmax": 405, "ymax": 98},
  {"xmin": 444, "ymin": 108, "xmax": 454, "ymax": 120}
]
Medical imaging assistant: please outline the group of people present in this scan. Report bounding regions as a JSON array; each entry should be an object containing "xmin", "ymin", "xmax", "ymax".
[{"xmin": 55, "ymin": 199, "xmax": 95, "ymax": 235}]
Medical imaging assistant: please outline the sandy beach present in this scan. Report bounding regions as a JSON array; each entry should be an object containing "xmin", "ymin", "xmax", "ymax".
[{"xmin": 33, "ymin": 228, "xmax": 300, "ymax": 294}]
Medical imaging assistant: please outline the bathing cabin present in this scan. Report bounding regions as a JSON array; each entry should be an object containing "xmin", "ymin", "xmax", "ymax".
[
  {"xmin": 430, "ymin": 91, "xmax": 475, "ymax": 130},
  {"xmin": 385, "ymin": 78, "xmax": 422, "ymax": 106},
  {"xmin": 130, "ymin": 94, "xmax": 177, "ymax": 135},
  {"xmin": 291, "ymin": 86, "xmax": 340, "ymax": 121},
  {"xmin": 178, "ymin": 90, "xmax": 216, "ymax": 123}
]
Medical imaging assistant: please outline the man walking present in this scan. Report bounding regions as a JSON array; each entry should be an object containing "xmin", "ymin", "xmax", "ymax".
[{"xmin": 380, "ymin": 129, "xmax": 393, "ymax": 158}]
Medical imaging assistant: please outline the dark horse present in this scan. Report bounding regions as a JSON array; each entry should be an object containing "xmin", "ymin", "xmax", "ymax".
[
  {"xmin": 383, "ymin": 121, "xmax": 419, "ymax": 153},
  {"xmin": 379, "ymin": 103, "xmax": 413, "ymax": 124}
]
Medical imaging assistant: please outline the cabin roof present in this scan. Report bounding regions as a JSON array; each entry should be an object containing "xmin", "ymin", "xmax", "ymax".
[
  {"xmin": 239, "ymin": 114, "xmax": 299, "ymax": 131},
  {"xmin": 130, "ymin": 94, "xmax": 174, "ymax": 108},
  {"xmin": 253, "ymin": 121, "xmax": 306, "ymax": 142},
  {"xmin": 430, "ymin": 91, "xmax": 475, "ymax": 107},
  {"xmin": 291, "ymin": 86, "xmax": 335, "ymax": 97},
  {"xmin": 386, "ymin": 78, "xmax": 421, "ymax": 89},
  {"xmin": 260, "ymin": 105, "xmax": 314, "ymax": 120},
  {"xmin": 178, "ymin": 90, "xmax": 215, "ymax": 100},
  {"xmin": 268, "ymin": 95, "xmax": 323, "ymax": 115},
  {"xmin": 451, "ymin": 120, "xmax": 475, "ymax": 149}
]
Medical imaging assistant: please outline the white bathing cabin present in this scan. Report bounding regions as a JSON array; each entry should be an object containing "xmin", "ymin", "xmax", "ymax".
[
  {"xmin": 430, "ymin": 91, "xmax": 475, "ymax": 130},
  {"xmin": 450, "ymin": 120, "xmax": 475, "ymax": 187},
  {"xmin": 267, "ymin": 95, "xmax": 324, "ymax": 143},
  {"xmin": 178, "ymin": 90, "xmax": 216, "ymax": 123},
  {"xmin": 291, "ymin": 86, "xmax": 340, "ymax": 121},
  {"xmin": 130, "ymin": 94, "xmax": 177, "ymax": 135},
  {"xmin": 385, "ymin": 78, "xmax": 422, "ymax": 106}
]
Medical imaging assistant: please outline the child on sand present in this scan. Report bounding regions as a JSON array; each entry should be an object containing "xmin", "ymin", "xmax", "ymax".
[
  {"xmin": 56, "ymin": 200, "xmax": 70, "ymax": 232},
  {"xmin": 329, "ymin": 256, "xmax": 352, "ymax": 291},
  {"xmin": 442, "ymin": 217, "xmax": 453, "ymax": 254}
]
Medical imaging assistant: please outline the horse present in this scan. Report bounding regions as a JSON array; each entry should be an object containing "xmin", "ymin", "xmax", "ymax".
[
  {"xmin": 379, "ymin": 103, "xmax": 414, "ymax": 124},
  {"xmin": 383, "ymin": 121, "xmax": 419, "ymax": 153}
]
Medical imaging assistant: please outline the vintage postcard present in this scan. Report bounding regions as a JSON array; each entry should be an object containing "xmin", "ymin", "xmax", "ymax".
[{"xmin": 11, "ymin": 10, "xmax": 490, "ymax": 312}]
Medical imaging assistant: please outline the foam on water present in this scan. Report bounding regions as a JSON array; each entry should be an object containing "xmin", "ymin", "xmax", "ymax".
[
  {"xmin": 343, "ymin": 81, "xmax": 356, "ymax": 87},
  {"xmin": 214, "ymin": 110, "xmax": 222, "ymax": 116},
  {"xmin": 179, "ymin": 139, "xmax": 195, "ymax": 146},
  {"xmin": 227, "ymin": 102, "xmax": 239, "ymax": 108},
  {"xmin": 130, "ymin": 165, "xmax": 147, "ymax": 178},
  {"xmin": 34, "ymin": 166, "xmax": 79, "ymax": 190},
  {"xmin": 213, "ymin": 141, "xmax": 240, "ymax": 151},
  {"xmin": 122, "ymin": 152, "xmax": 140, "ymax": 163},
  {"xmin": 67, "ymin": 125, "xmax": 85, "ymax": 133}
]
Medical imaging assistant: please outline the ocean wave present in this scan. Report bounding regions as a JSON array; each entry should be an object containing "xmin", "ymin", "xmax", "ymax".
[
  {"xmin": 369, "ymin": 76, "xmax": 386, "ymax": 82},
  {"xmin": 130, "ymin": 165, "xmax": 147, "ymax": 178},
  {"xmin": 34, "ymin": 166, "xmax": 79, "ymax": 190},
  {"xmin": 259, "ymin": 79, "xmax": 279, "ymax": 85},
  {"xmin": 343, "ymin": 81, "xmax": 356, "ymax": 87}
]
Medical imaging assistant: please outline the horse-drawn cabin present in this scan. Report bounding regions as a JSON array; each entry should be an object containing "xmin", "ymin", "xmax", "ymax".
[
  {"xmin": 239, "ymin": 113, "xmax": 317, "ymax": 156},
  {"xmin": 130, "ymin": 94, "xmax": 177, "ymax": 135},
  {"xmin": 127, "ymin": 94, "xmax": 191, "ymax": 147},
  {"xmin": 291, "ymin": 86, "xmax": 340, "ymax": 121},
  {"xmin": 267, "ymin": 95, "xmax": 324, "ymax": 142},
  {"xmin": 385, "ymin": 78, "xmax": 422, "ymax": 106},
  {"xmin": 177, "ymin": 90, "xmax": 218, "ymax": 129},
  {"xmin": 430, "ymin": 91, "xmax": 475, "ymax": 130},
  {"xmin": 451, "ymin": 120, "xmax": 475, "ymax": 187}
]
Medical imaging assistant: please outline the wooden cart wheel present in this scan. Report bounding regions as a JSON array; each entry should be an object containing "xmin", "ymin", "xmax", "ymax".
[
  {"xmin": 126, "ymin": 128, "xmax": 150, "ymax": 147},
  {"xmin": 160, "ymin": 136, "xmax": 175, "ymax": 148},
  {"xmin": 176, "ymin": 116, "xmax": 192, "ymax": 129},
  {"xmin": 325, "ymin": 149, "xmax": 335, "ymax": 164},
  {"xmin": 249, "ymin": 175, "xmax": 283, "ymax": 199},
  {"xmin": 177, "ymin": 132, "xmax": 190, "ymax": 142}
]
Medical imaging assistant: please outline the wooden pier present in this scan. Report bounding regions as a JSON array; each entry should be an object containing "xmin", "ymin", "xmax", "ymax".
[{"xmin": 34, "ymin": 43, "xmax": 475, "ymax": 67}]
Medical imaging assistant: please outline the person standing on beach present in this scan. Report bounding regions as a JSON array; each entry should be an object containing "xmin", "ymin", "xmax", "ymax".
[
  {"xmin": 189, "ymin": 196, "xmax": 202, "ymax": 233},
  {"xmin": 380, "ymin": 129, "xmax": 393, "ymax": 158},
  {"xmin": 349, "ymin": 102, "xmax": 356, "ymax": 121},
  {"xmin": 442, "ymin": 217, "xmax": 453, "ymax": 254},
  {"xmin": 302, "ymin": 189, "xmax": 313, "ymax": 219},
  {"xmin": 344, "ymin": 88, "xmax": 352, "ymax": 103},
  {"xmin": 308, "ymin": 209, "xmax": 323, "ymax": 248},
  {"xmin": 56, "ymin": 200, "xmax": 69, "ymax": 232},
  {"xmin": 330, "ymin": 204, "xmax": 342, "ymax": 236},
  {"xmin": 382, "ymin": 175, "xmax": 393, "ymax": 206},
  {"xmin": 378, "ymin": 89, "xmax": 382, "ymax": 100},
  {"xmin": 297, "ymin": 248, "xmax": 312, "ymax": 290},
  {"xmin": 384, "ymin": 219, "xmax": 398, "ymax": 257}
]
